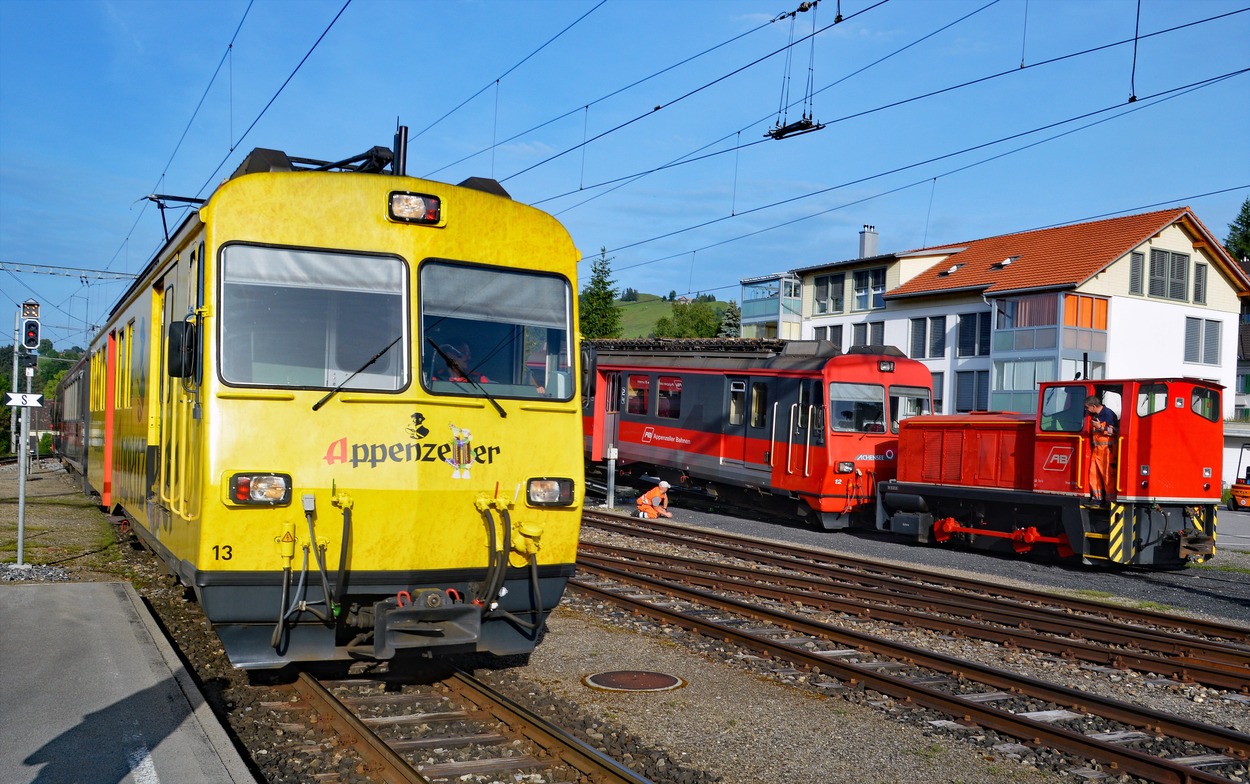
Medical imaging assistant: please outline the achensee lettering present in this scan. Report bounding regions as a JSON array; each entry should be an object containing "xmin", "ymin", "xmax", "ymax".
[{"xmin": 323, "ymin": 437, "xmax": 501, "ymax": 468}]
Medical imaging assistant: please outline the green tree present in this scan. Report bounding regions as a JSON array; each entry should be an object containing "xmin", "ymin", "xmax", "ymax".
[
  {"xmin": 717, "ymin": 300, "xmax": 741, "ymax": 338},
  {"xmin": 580, "ymin": 248, "xmax": 623, "ymax": 339},
  {"xmin": 1226, "ymin": 197, "xmax": 1250, "ymax": 264},
  {"xmin": 654, "ymin": 300, "xmax": 720, "ymax": 338}
]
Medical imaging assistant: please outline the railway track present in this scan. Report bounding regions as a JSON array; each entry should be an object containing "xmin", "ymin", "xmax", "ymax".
[
  {"xmin": 269, "ymin": 667, "xmax": 653, "ymax": 784},
  {"xmin": 576, "ymin": 511, "xmax": 1250, "ymax": 784}
]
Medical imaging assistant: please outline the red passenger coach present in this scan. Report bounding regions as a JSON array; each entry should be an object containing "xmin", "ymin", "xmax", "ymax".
[
  {"xmin": 876, "ymin": 378, "xmax": 1220, "ymax": 568},
  {"xmin": 586, "ymin": 339, "xmax": 933, "ymax": 529}
]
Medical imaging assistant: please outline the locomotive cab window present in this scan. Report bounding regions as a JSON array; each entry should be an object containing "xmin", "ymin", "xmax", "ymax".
[
  {"xmin": 1137, "ymin": 383, "xmax": 1168, "ymax": 417},
  {"xmin": 1039, "ymin": 387, "xmax": 1086, "ymax": 432},
  {"xmin": 220, "ymin": 246, "xmax": 408, "ymax": 390},
  {"xmin": 420, "ymin": 261, "xmax": 573, "ymax": 400},
  {"xmin": 828, "ymin": 382, "xmax": 885, "ymax": 433},
  {"xmin": 1191, "ymin": 387, "xmax": 1219, "ymax": 422},
  {"xmin": 889, "ymin": 385, "xmax": 931, "ymax": 433}
]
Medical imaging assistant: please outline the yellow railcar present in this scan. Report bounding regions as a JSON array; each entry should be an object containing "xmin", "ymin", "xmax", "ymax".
[{"xmin": 59, "ymin": 143, "xmax": 586, "ymax": 668}]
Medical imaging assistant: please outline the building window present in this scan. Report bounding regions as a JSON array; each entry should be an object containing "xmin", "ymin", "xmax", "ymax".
[
  {"xmin": 1184, "ymin": 317, "xmax": 1220, "ymax": 365},
  {"xmin": 909, "ymin": 316, "xmax": 946, "ymax": 359},
  {"xmin": 1148, "ymin": 249, "xmax": 1189, "ymax": 301},
  {"xmin": 814, "ymin": 326, "xmax": 827, "ymax": 340},
  {"xmin": 813, "ymin": 273, "xmax": 844, "ymax": 314},
  {"xmin": 954, "ymin": 369, "xmax": 989, "ymax": 412},
  {"xmin": 853, "ymin": 321, "xmax": 884, "ymax": 347},
  {"xmin": 957, "ymin": 312, "xmax": 991, "ymax": 357},
  {"xmin": 1193, "ymin": 263, "xmax": 1208, "ymax": 305},
  {"xmin": 931, "ymin": 371, "xmax": 944, "ymax": 414},
  {"xmin": 852, "ymin": 267, "xmax": 885, "ymax": 311}
]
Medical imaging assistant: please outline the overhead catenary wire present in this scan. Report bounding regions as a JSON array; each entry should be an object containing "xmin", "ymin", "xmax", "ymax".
[
  {"xmin": 543, "ymin": 4, "xmax": 1245, "ymax": 228},
  {"xmin": 600, "ymin": 68, "xmax": 1249, "ymax": 273}
]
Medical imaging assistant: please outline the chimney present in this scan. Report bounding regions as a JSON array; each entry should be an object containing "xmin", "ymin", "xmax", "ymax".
[{"xmin": 859, "ymin": 224, "xmax": 878, "ymax": 258}]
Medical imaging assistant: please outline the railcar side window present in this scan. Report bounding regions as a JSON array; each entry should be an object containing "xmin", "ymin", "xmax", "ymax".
[
  {"xmin": 1136, "ymin": 383, "xmax": 1168, "ymax": 417},
  {"xmin": 828, "ymin": 382, "xmax": 886, "ymax": 433},
  {"xmin": 625, "ymin": 375, "xmax": 649, "ymax": 415},
  {"xmin": 420, "ymin": 261, "xmax": 574, "ymax": 400},
  {"xmin": 728, "ymin": 381, "xmax": 746, "ymax": 426},
  {"xmin": 889, "ymin": 385, "xmax": 931, "ymax": 433},
  {"xmin": 1040, "ymin": 387, "xmax": 1086, "ymax": 432},
  {"xmin": 658, "ymin": 376, "xmax": 681, "ymax": 419},
  {"xmin": 750, "ymin": 382, "xmax": 768, "ymax": 428},
  {"xmin": 1191, "ymin": 387, "xmax": 1219, "ymax": 422}
]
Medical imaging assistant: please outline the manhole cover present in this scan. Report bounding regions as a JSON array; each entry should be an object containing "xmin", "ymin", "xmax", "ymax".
[{"xmin": 582, "ymin": 670, "xmax": 686, "ymax": 692}]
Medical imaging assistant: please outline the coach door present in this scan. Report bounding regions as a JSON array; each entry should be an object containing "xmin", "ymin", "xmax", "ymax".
[{"xmin": 724, "ymin": 377, "xmax": 772, "ymax": 469}]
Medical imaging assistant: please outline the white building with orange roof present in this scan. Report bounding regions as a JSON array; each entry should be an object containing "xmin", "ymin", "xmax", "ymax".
[{"xmin": 781, "ymin": 209, "xmax": 1249, "ymax": 419}]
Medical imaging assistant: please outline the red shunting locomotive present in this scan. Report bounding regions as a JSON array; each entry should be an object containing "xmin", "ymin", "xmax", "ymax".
[
  {"xmin": 585, "ymin": 339, "xmax": 932, "ymax": 529},
  {"xmin": 877, "ymin": 377, "xmax": 1219, "ymax": 568}
]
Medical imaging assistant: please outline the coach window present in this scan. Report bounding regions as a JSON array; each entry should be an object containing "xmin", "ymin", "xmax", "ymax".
[
  {"xmin": 828, "ymin": 382, "xmax": 885, "ymax": 433},
  {"xmin": 658, "ymin": 376, "xmax": 681, "ymax": 419},
  {"xmin": 421, "ymin": 261, "xmax": 574, "ymax": 400},
  {"xmin": 626, "ymin": 375, "xmax": 650, "ymax": 415},
  {"xmin": 221, "ymin": 246, "xmax": 407, "ymax": 391},
  {"xmin": 889, "ymin": 386, "xmax": 931, "ymax": 433},
  {"xmin": 750, "ymin": 382, "xmax": 768, "ymax": 428}
]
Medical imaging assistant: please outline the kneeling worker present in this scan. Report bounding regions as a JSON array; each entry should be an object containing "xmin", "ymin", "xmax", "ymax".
[{"xmin": 636, "ymin": 481, "xmax": 672, "ymax": 519}]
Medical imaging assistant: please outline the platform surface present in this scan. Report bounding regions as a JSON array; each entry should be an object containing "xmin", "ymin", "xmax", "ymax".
[{"xmin": 0, "ymin": 581, "xmax": 256, "ymax": 783}]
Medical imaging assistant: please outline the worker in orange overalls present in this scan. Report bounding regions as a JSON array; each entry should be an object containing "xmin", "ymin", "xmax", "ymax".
[
  {"xmin": 636, "ymin": 481, "xmax": 672, "ymax": 519},
  {"xmin": 1084, "ymin": 395, "xmax": 1119, "ymax": 505}
]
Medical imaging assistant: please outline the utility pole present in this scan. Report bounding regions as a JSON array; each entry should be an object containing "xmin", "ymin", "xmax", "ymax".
[{"xmin": 11, "ymin": 299, "xmax": 42, "ymax": 567}]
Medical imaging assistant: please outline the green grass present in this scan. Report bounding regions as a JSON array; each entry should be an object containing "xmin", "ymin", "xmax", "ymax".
[
  {"xmin": 614, "ymin": 294, "xmax": 730, "ymax": 338},
  {"xmin": 1192, "ymin": 561, "xmax": 1250, "ymax": 575}
]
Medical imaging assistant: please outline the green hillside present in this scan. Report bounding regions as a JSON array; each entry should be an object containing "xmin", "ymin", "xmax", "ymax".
[{"xmin": 613, "ymin": 293, "xmax": 728, "ymax": 338}]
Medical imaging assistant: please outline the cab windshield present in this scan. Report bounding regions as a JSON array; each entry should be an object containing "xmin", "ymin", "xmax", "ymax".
[
  {"xmin": 421, "ymin": 261, "xmax": 574, "ymax": 401},
  {"xmin": 219, "ymin": 245, "xmax": 407, "ymax": 390}
]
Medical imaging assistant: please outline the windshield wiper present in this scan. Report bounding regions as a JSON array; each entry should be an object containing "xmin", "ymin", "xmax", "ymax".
[
  {"xmin": 312, "ymin": 335, "xmax": 402, "ymax": 411},
  {"xmin": 426, "ymin": 337, "xmax": 506, "ymax": 418}
]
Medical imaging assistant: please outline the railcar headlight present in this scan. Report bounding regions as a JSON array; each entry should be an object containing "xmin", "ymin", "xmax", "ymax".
[
  {"xmin": 389, "ymin": 191, "xmax": 442, "ymax": 225},
  {"xmin": 836, "ymin": 461, "xmax": 855, "ymax": 473},
  {"xmin": 528, "ymin": 477, "xmax": 574, "ymax": 506},
  {"xmin": 228, "ymin": 473, "xmax": 292, "ymax": 505}
]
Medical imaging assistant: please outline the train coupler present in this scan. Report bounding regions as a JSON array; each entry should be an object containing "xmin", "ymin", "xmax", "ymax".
[
  {"xmin": 354, "ymin": 593, "xmax": 482, "ymax": 660},
  {"xmin": 1178, "ymin": 532, "xmax": 1215, "ymax": 560}
]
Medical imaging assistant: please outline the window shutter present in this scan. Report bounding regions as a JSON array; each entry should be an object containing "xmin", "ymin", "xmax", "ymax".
[
  {"xmin": 1168, "ymin": 252, "xmax": 1188, "ymax": 300},
  {"xmin": 852, "ymin": 322, "xmax": 866, "ymax": 346},
  {"xmin": 910, "ymin": 319, "xmax": 927, "ymax": 358},
  {"xmin": 871, "ymin": 321, "xmax": 884, "ymax": 345},
  {"xmin": 814, "ymin": 276, "xmax": 829, "ymax": 313},
  {"xmin": 1193, "ymin": 263, "xmax": 1207, "ymax": 304},
  {"xmin": 978, "ymin": 312, "xmax": 991, "ymax": 356},
  {"xmin": 1148, "ymin": 249, "xmax": 1167, "ymax": 297},
  {"xmin": 1203, "ymin": 319, "xmax": 1220, "ymax": 364},
  {"xmin": 958, "ymin": 314, "xmax": 976, "ymax": 357},
  {"xmin": 1129, "ymin": 252, "xmax": 1143, "ymax": 295},
  {"xmin": 830, "ymin": 324, "xmax": 843, "ymax": 350},
  {"xmin": 929, "ymin": 316, "xmax": 946, "ymax": 357},
  {"xmin": 955, "ymin": 371, "xmax": 974, "ymax": 412},
  {"xmin": 1184, "ymin": 317, "xmax": 1201, "ymax": 362},
  {"xmin": 976, "ymin": 370, "xmax": 989, "ymax": 411}
]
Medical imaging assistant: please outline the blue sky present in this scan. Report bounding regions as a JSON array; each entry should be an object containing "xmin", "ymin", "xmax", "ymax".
[{"xmin": 1, "ymin": 0, "xmax": 1247, "ymax": 350}]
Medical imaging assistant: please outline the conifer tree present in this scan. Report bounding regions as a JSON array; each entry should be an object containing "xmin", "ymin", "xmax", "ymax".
[
  {"xmin": 579, "ymin": 248, "xmax": 622, "ymax": 339},
  {"xmin": 717, "ymin": 300, "xmax": 741, "ymax": 338},
  {"xmin": 1226, "ymin": 197, "xmax": 1250, "ymax": 264}
]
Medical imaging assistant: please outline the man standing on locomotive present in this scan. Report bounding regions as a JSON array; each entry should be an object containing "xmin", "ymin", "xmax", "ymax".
[
  {"xmin": 637, "ymin": 481, "xmax": 672, "ymax": 519},
  {"xmin": 1084, "ymin": 395, "xmax": 1119, "ymax": 505}
]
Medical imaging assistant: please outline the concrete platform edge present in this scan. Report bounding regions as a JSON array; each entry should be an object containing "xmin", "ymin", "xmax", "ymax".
[{"xmin": 121, "ymin": 582, "xmax": 258, "ymax": 784}]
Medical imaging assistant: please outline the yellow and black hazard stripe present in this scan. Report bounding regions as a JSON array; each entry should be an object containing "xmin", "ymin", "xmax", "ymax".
[{"xmin": 1106, "ymin": 502, "xmax": 1134, "ymax": 564}]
